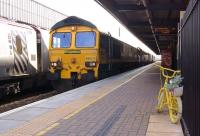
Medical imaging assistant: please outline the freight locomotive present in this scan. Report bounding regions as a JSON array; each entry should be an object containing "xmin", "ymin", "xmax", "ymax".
[
  {"xmin": 48, "ymin": 16, "xmax": 154, "ymax": 87},
  {"xmin": 0, "ymin": 17, "xmax": 49, "ymax": 97}
]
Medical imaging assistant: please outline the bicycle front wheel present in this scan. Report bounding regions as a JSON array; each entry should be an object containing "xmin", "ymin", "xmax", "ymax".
[
  {"xmin": 169, "ymin": 96, "xmax": 182, "ymax": 123},
  {"xmin": 157, "ymin": 91, "xmax": 165, "ymax": 113}
]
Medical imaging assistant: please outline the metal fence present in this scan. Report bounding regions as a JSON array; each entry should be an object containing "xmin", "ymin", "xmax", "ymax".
[
  {"xmin": 0, "ymin": 0, "xmax": 67, "ymax": 29},
  {"xmin": 178, "ymin": 0, "xmax": 200, "ymax": 136}
]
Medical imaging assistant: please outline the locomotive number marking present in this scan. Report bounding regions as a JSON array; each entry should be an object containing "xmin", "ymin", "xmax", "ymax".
[
  {"xmin": 85, "ymin": 56, "xmax": 96, "ymax": 61},
  {"xmin": 64, "ymin": 50, "xmax": 81, "ymax": 54}
]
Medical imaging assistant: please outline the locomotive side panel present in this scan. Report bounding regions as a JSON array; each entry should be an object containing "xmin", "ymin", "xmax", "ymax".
[
  {"xmin": 99, "ymin": 33, "xmax": 141, "ymax": 76},
  {"xmin": 24, "ymin": 28, "xmax": 37, "ymax": 74},
  {"xmin": 38, "ymin": 28, "xmax": 49, "ymax": 73},
  {"xmin": 0, "ymin": 20, "xmax": 38, "ymax": 80},
  {"xmin": 99, "ymin": 33, "xmax": 110, "ymax": 64},
  {"xmin": 0, "ymin": 18, "xmax": 50, "ymax": 96},
  {"xmin": 111, "ymin": 38, "xmax": 121, "ymax": 60},
  {"xmin": 0, "ymin": 23, "xmax": 14, "ymax": 78}
]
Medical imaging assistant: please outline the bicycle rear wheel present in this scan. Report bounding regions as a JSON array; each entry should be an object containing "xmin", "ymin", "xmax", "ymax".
[{"xmin": 169, "ymin": 96, "xmax": 182, "ymax": 123}]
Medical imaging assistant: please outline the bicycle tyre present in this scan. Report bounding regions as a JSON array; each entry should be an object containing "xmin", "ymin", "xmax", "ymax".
[
  {"xmin": 157, "ymin": 91, "xmax": 165, "ymax": 113},
  {"xmin": 169, "ymin": 96, "xmax": 182, "ymax": 123},
  {"xmin": 158, "ymin": 88, "xmax": 164, "ymax": 100}
]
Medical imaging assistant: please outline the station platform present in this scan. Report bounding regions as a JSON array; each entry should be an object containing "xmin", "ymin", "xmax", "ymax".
[{"xmin": 0, "ymin": 64, "xmax": 183, "ymax": 136}]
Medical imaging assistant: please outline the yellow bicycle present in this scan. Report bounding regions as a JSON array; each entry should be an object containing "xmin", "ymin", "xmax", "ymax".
[{"xmin": 156, "ymin": 64, "xmax": 183, "ymax": 123}]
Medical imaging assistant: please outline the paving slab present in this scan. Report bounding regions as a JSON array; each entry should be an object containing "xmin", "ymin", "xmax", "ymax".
[{"xmin": 146, "ymin": 114, "xmax": 184, "ymax": 136}]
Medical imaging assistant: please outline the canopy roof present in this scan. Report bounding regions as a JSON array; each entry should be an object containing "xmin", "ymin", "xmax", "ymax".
[{"xmin": 95, "ymin": 0, "xmax": 189, "ymax": 54}]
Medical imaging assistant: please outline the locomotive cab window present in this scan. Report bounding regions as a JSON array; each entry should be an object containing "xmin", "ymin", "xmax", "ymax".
[
  {"xmin": 52, "ymin": 32, "xmax": 71, "ymax": 48},
  {"xmin": 75, "ymin": 32, "xmax": 96, "ymax": 48}
]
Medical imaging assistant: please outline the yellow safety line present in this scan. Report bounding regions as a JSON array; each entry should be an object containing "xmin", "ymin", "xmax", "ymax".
[
  {"xmin": 35, "ymin": 64, "xmax": 153, "ymax": 136},
  {"xmin": 35, "ymin": 123, "xmax": 59, "ymax": 136}
]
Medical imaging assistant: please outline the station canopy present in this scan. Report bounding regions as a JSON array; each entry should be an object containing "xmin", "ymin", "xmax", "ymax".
[{"xmin": 95, "ymin": 0, "xmax": 189, "ymax": 54}]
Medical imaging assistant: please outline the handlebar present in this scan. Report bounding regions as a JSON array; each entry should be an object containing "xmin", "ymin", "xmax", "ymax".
[{"xmin": 154, "ymin": 64, "xmax": 181, "ymax": 79}]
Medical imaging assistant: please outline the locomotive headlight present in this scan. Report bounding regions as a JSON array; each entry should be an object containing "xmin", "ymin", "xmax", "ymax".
[
  {"xmin": 91, "ymin": 62, "xmax": 96, "ymax": 66},
  {"xmin": 53, "ymin": 62, "xmax": 57, "ymax": 66},
  {"xmin": 85, "ymin": 62, "xmax": 96, "ymax": 67},
  {"xmin": 50, "ymin": 62, "xmax": 57, "ymax": 67}
]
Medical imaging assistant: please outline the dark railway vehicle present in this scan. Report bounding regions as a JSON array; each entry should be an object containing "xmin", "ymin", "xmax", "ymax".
[
  {"xmin": 0, "ymin": 18, "xmax": 49, "ymax": 97},
  {"xmin": 48, "ymin": 16, "xmax": 154, "ymax": 86}
]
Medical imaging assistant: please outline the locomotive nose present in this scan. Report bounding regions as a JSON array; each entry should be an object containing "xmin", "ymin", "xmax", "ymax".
[{"xmin": 71, "ymin": 58, "xmax": 76, "ymax": 64}]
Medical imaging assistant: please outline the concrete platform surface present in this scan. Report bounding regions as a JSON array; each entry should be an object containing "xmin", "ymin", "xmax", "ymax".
[
  {"xmin": 40, "ymin": 64, "xmax": 160, "ymax": 136},
  {"xmin": 0, "ymin": 64, "xmax": 151, "ymax": 135},
  {"xmin": 146, "ymin": 113, "xmax": 184, "ymax": 136},
  {"xmin": 0, "ymin": 63, "xmax": 184, "ymax": 136}
]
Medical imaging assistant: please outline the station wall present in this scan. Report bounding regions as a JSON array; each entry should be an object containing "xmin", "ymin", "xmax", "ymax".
[{"xmin": 178, "ymin": 0, "xmax": 200, "ymax": 136}]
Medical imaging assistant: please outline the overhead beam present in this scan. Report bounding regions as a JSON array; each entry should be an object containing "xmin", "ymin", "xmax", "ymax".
[
  {"xmin": 141, "ymin": 0, "xmax": 160, "ymax": 54},
  {"xmin": 116, "ymin": 3, "xmax": 186, "ymax": 11},
  {"xmin": 129, "ymin": 21, "xmax": 177, "ymax": 27},
  {"xmin": 144, "ymin": 40, "xmax": 171, "ymax": 44},
  {"xmin": 138, "ymin": 34, "xmax": 177, "ymax": 41},
  {"xmin": 137, "ymin": 32, "xmax": 177, "ymax": 36},
  {"xmin": 146, "ymin": 45, "xmax": 160, "ymax": 54},
  {"xmin": 145, "ymin": 39, "xmax": 175, "ymax": 42},
  {"xmin": 142, "ymin": 37, "xmax": 155, "ymax": 41},
  {"xmin": 129, "ymin": 21, "xmax": 149, "ymax": 26},
  {"xmin": 138, "ymin": 34, "xmax": 177, "ymax": 37},
  {"xmin": 144, "ymin": 39, "xmax": 157, "ymax": 42},
  {"xmin": 117, "ymin": 4, "xmax": 145, "ymax": 11}
]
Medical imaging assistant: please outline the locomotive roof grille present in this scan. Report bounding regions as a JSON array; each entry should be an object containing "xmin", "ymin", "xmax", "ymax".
[{"xmin": 51, "ymin": 16, "xmax": 97, "ymax": 31}]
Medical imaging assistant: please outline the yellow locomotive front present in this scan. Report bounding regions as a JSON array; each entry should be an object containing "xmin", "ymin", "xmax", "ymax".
[{"xmin": 49, "ymin": 17, "xmax": 100, "ymax": 85}]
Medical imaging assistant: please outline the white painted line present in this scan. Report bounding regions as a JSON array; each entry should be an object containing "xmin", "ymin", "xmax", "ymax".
[
  {"xmin": 0, "ymin": 99, "xmax": 48, "ymax": 118},
  {"xmin": 111, "ymin": 64, "xmax": 153, "ymax": 89}
]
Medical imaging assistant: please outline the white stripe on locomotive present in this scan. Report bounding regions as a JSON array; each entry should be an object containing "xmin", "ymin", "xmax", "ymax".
[{"xmin": 11, "ymin": 30, "xmax": 29, "ymax": 74}]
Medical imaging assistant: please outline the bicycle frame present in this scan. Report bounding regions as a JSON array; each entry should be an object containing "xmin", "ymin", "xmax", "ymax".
[
  {"xmin": 155, "ymin": 64, "xmax": 182, "ymax": 123},
  {"xmin": 157, "ymin": 64, "xmax": 181, "ymax": 99},
  {"xmin": 161, "ymin": 87, "xmax": 176, "ymax": 110}
]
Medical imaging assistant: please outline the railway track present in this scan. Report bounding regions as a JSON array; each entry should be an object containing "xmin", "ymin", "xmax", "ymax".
[
  {"xmin": 0, "ymin": 86, "xmax": 74, "ymax": 114},
  {"xmin": 0, "ymin": 81, "xmax": 78, "ymax": 113},
  {"xmin": 0, "ymin": 88, "xmax": 55, "ymax": 113}
]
